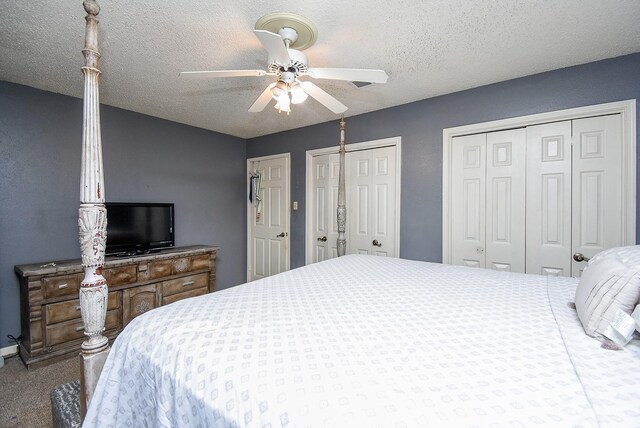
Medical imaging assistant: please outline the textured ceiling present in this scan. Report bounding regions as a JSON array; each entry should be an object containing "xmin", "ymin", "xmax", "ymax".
[{"xmin": 1, "ymin": 1, "xmax": 639, "ymax": 139}]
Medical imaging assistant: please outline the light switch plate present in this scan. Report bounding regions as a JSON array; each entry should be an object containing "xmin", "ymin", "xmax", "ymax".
[{"xmin": 293, "ymin": 201, "xmax": 298, "ymax": 210}]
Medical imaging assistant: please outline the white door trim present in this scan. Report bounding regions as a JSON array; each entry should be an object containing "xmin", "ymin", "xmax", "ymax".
[
  {"xmin": 442, "ymin": 99, "xmax": 636, "ymax": 264},
  {"xmin": 246, "ymin": 152, "xmax": 291, "ymax": 281},
  {"xmin": 305, "ymin": 136, "xmax": 402, "ymax": 265}
]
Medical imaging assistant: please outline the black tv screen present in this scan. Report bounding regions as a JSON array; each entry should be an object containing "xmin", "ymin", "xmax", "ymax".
[{"xmin": 105, "ymin": 203, "xmax": 174, "ymax": 255}]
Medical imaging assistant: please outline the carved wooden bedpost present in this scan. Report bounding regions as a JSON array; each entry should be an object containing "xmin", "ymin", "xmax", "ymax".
[
  {"xmin": 337, "ymin": 115, "xmax": 346, "ymax": 256},
  {"xmin": 78, "ymin": 0, "xmax": 109, "ymax": 417}
]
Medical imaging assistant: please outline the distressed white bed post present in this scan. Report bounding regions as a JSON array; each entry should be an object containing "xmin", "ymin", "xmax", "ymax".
[
  {"xmin": 337, "ymin": 115, "xmax": 347, "ymax": 256},
  {"xmin": 78, "ymin": 0, "xmax": 109, "ymax": 418}
]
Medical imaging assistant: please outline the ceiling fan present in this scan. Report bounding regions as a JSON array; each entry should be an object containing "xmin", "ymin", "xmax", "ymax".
[{"xmin": 179, "ymin": 12, "xmax": 389, "ymax": 115}]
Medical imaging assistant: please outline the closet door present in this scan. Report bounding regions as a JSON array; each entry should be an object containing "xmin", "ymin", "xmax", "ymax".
[
  {"xmin": 526, "ymin": 121, "xmax": 572, "ymax": 276},
  {"xmin": 571, "ymin": 114, "xmax": 623, "ymax": 276},
  {"xmin": 485, "ymin": 129, "xmax": 526, "ymax": 272},
  {"xmin": 451, "ymin": 134, "xmax": 487, "ymax": 268},
  {"xmin": 347, "ymin": 146, "xmax": 398, "ymax": 256},
  {"xmin": 311, "ymin": 153, "xmax": 340, "ymax": 262}
]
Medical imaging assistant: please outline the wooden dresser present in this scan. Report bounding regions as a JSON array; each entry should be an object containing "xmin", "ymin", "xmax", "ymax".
[{"xmin": 15, "ymin": 245, "xmax": 218, "ymax": 369}]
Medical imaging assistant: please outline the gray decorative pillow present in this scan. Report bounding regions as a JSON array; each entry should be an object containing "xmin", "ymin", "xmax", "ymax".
[{"xmin": 574, "ymin": 246, "xmax": 640, "ymax": 339}]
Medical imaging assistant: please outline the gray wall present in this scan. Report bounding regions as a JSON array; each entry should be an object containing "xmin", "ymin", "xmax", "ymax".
[
  {"xmin": 247, "ymin": 53, "xmax": 640, "ymax": 270},
  {"xmin": 0, "ymin": 82, "xmax": 247, "ymax": 348}
]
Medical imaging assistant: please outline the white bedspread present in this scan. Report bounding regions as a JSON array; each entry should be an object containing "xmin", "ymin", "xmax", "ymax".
[{"xmin": 85, "ymin": 255, "xmax": 640, "ymax": 427}]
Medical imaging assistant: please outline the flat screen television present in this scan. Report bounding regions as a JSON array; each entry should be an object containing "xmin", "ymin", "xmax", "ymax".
[{"xmin": 105, "ymin": 202, "xmax": 174, "ymax": 256}]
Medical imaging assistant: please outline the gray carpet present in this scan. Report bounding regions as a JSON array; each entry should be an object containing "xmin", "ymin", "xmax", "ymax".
[{"xmin": 0, "ymin": 355, "xmax": 79, "ymax": 428}]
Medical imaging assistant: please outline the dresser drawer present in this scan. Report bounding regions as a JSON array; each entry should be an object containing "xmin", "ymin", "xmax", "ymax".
[
  {"xmin": 145, "ymin": 260, "xmax": 173, "ymax": 280},
  {"xmin": 45, "ymin": 291, "xmax": 121, "ymax": 325},
  {"xmin": 45, "ymin": 309, "xmax": 121, "ymax": 347},
  {"xmin": 104, "ymin": 265, "xmax": 137, "ymax": 286},
  {"xmin": 162, "ymin": 286, "xmax": 208, "ymax": 305},
  {"xmin": 43, "ymin": 274, "xmax": 80, "ymax": 299},
  {"xmin": 190, "ymin": 255, "xmax": 210, "ymax": 271},
  {"xmin": 162, "ymin": 273, "xmax": 208, "ymax": 297}
]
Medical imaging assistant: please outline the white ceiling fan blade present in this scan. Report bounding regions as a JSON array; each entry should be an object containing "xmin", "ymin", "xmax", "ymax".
[
  {"xmin": 179, "ymin": 70, "xmax": 268, "ymax": 78},
  {"xmin": 249, "ymin": 83, "xmax": 277, "ymax": 113},
  {"xmin": 300, "ymin": 81, "xmax": 348, "ymax": 114},
  {"xmin": 307, "ymin": 68, "xmax": 389, "ymax": 84},
  {"xmin": 254, "ymin": 30, "xmax": 291, "ymax": 67}
]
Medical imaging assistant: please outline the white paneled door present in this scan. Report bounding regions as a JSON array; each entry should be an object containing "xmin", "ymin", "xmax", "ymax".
[
  {"xmin": 348, "ymin": 146, "xmax": 398, "ymax": 256},
  {"xmin": 309, "ymin": 144, "xmax": 399, "ymax": 263},
  {"xmin": 450, "ymin": 133, "xmax": 487, "ymax": 268},
  {"xmin": 311, "ymin": 153, "xmax": 340, "ymax": 262},
  {"xmin": 450, "ymin": 113, "xmax": 625, "ymax": 277},
  {"xmin": 248, "ymin": 155, "xmax": 290, "ymax": 281},
  {"xmin": 526, "ymin": 121, "xmax": 573, "ymax": 277},
  {"xmin": 451, "ymin": 130, "xmax": 526, "ymax": 271},
  {"xmin": 571, "ymin": 114, "xmax": 623, "ymax": 276}
]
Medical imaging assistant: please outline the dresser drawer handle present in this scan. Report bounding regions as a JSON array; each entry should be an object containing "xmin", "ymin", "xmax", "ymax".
[
  {"xmin": 75, "ymin": 325, "xmax": 85, "ymax": 332},
  {"xmin": 182, "ymin": 281, "xmax": 195, "ymax": 287},
  {"xmin": 75, "ymin": 305, "xmax": 81, "ymax": 311},
  {"xmin": 58, "ymin": 283, "xmax": 69, "ymax": 289}
]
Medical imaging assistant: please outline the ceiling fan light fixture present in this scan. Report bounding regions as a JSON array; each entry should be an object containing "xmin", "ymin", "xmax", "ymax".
[
  {"xmin": 274, "ymin": 95, "xmax": 291, "ymax": 115},
  {"xmin": 271, "ymin": 81, "xmax": 288, "ymax": 100},
  {"xmin": 290, "ymin": 83, "xmax": 308, "ymax": 104}
]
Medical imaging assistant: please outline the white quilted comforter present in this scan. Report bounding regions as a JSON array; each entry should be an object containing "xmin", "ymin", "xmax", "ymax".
[{"xmin": 85, "ymin": 255, "xmax": 640, "ymax": 427}]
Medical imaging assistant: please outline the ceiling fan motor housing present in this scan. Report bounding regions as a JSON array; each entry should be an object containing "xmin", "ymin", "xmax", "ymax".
[{"xmin": 267, "ymin": 49, "xmax": 308, "ymax": 76}]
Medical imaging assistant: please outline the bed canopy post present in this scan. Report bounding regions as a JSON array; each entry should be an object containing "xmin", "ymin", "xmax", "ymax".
[
  {"xmin": 337, "ymin": 115, "xmax": 346, "ymax": 256},
  {"xmin": 78, "ymin": 0, "xmax": 110, "ymax": 417}
]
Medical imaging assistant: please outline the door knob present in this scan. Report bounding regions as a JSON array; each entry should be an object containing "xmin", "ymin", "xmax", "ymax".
[
  {"xmin": 276, "ymin": 232, "xmax": 286, "ymax": 238},
  {"xmin": 317, "ymin": 236, "xmax": 327, "ymax": 242},
  {"xmin": 573, "ymin": 253, "xmax": 590, "ymax": 262},
  {"xmin": 372, "ymin": 239, "xmax": 382, "ymax": 247}
]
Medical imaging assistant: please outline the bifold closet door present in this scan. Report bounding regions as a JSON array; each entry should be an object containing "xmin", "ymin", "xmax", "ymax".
[
  {"xmin": 485, "ymin": 129, "xmax": 526, "ymax": 272},
  {"xmin": 526, "ymin": 115, "xmax": 623, "ymax": 277},
  {"xmin": 571, "ymin": 114, "xmax": 623, "ymax": 276},
  {"xmin": 451, "ymin": 130, "xmax": 526, "ymax": 271},
  {"xmin": 451, "ymin": 134, "xmax": 487, "ymax": 268},
  {"xmin": 525, "ymin": 121, "xmax": 572, "ymax": 276}
]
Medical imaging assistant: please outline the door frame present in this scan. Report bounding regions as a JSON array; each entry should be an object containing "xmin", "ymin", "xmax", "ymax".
[
  {"xmin": 246, "ymin": 152, "xmax": 291, "ymax": 281},
  {"xmin": 305, "ymin": 136, "xmax": 402, "ymax": 265},
  {"xmin": 442, "ymin": 99, "xmax": 636, "ymax": 264}
]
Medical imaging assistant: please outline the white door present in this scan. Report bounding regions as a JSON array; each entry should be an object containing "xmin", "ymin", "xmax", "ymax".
[
  {"xmin": 571, "ymin": 114, "xmax": 623, "ymax": 276},
  {"xmin": 451, "ymin": 114, "xmax": 625, "ymax": 277},
  {"xmin": 451, "ymin": 129, "xmax": 526, "ymax": 271},
  {"xmin": 526, "ymin": 121, "xmax": 573, "ymax": 276},
  {"xmin": 348, "ymin": 146, "xmax": 398, "ymax": 256},
  {"xmin": 248, "ymin": 155, "xmax": 290, "ymax": 281},
  {"xmin": 450, "ymin": 133, "xmax": 487, "ymax": 268},
  {"xmin": 311, "ymin": 153, "xmax": 340, "ymax": 263}
]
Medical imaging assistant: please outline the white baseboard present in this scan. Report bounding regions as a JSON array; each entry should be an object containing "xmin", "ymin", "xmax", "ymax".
[{"xmin": 1, "ymin": 345, "xmax": 18, "ymax": 357}]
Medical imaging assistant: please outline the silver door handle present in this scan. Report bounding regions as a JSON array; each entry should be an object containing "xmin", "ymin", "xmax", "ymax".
[
  {"xmin": 372, "ymin": 239, "xmax": 382, "ymax": 247},
  {"xmin": 573, "ymin": 253, "xmax": 590, "ymax": 262},
  {"xmin": 317, "ymin": 236, "xmax": 327, "ymax": 242},
  {"xmin": 276, "ymin": 232, "xmax": 286, "ymax": 238}
]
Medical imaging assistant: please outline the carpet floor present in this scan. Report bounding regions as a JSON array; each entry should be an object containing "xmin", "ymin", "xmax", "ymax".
[{"xmin": 0, "ymin": 355, "xmax": 79, "ymax": 428}]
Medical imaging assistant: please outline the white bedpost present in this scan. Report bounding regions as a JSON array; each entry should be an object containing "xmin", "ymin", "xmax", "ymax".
[
  {"xmin": 337, "ymin": 115, "xmax": 347, "ymax": 256},
  {"xmin": 78, "ymin": 0, "xmax": 109, "ymax": 418}
]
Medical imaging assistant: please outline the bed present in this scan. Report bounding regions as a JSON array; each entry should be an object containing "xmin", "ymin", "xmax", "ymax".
[
  {"xmin": 84, "ymin": 255, "xmax": 640, "ymax": 427},
  {"xmin": 73, "ymin": 2, "xmax": 639, "ymax": 426}
]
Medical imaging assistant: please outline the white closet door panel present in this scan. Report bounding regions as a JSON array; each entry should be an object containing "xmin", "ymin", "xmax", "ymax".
[
  {"xmin": 311, "ymin": 155, "xmax": 332, "ymax": 262},
  {"xmin": 348, "ymin": 150, "xmax": 373, "ymax": 255},
  {"xmin": 371, "ymin": 146, "xmax": 397, "ymax": 257},
  {"xmin": 485, "ymin": 129, "xmax": 526, "ymax": 273},
  {"xmin": 526, "ymin": 121, "xmax": 572, "ymax": 276},
  {"xmin": 571, "ymin": 114, "xmax": 623, "ymax": 276},
  {"xmin": 451, "ymin": 134, "xmax": 486, "ymax": 268}
]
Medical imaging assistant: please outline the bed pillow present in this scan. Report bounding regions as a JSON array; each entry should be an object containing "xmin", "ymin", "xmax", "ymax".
[{"xmin": 574, "ymin": 245, "xmax": 640, "ymax": 339}]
